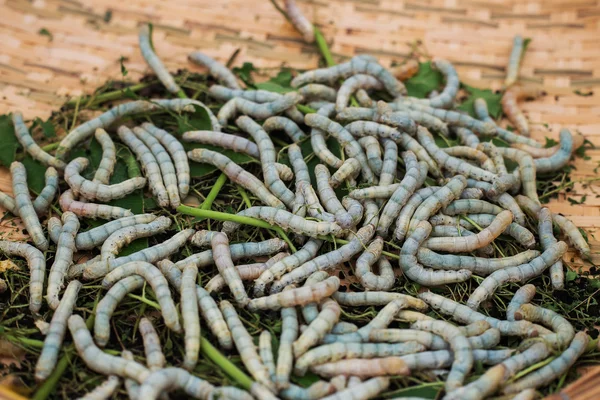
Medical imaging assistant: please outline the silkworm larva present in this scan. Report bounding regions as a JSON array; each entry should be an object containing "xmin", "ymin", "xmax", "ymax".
[
  {"xmin": 423, "ymin": 59, "xmax": 459, "ymax": 109},
  {"xmin": 299, "ymin": 180, "xmax": 336, "ymax": 222},
  {"xmin": 220, "ymin": 300, "xmax": 275, "ymax": 391},
  {"xmin": 379, "ymin": 139, "xmax": 398, "ymax": 187},
  {"xmin": 412, "ymin": 320, "xmax": 472, "ymax": 392},
  {"xmin": 536, "ymin": 207, "xmax": 563, "ymax": 290},
  {"xmin": 289, "ymin": 143, "xmax": 310, "ymax": 185},
  {"xmin": 320, "ymin": 377, "xmax": 390, "ymax": 400},
  {"xmin": 294, "ymin": 298, "xmax": 341, "ymax": 357},
  {"xmin": 306, "ymin": 114, "xmax": 376, "ymax": 183},
  {"xmin": 206, "ymin": 262, "xmax": 266, "ymax": 293},
  {"xmin": 187, "ymin": 148, "xmax": 285, "ymax": 209},
  {"xmin": 35, "ymin": 280, "xmax": 81, "ymax": 381},
  {"xmin": 385, "ymin": 104, "xmax": 450, "ymax": 137},
  {"xmin": 515, "ymin": 304, "xmax": 575, "ymax": 349},
  {"xmin": 333, "ymin": 291, "xmax": 427, "ymax": 311},
  {"xmin": 220, "ymin": 93, "xmax": 303, "ymax": 126},
  {"xmin": 426, "ymin": 225, "xmax": 494, "ymax": 257},
  {"xmin": 12, "ymin": 112, "xmax": 66, "ymax": 169},
  {"xmin": 467, "ymin": 328, "xmax": 501, "ymax": 350},
  {"xmin": 377, "ymin": 151, "xmax": 426, "ymax": 237},
  {"xmin": 502, "ymin": 331, "xmax": 589, "ymax": 394},
  {"xmin": 263, "ymin": 116, "xmax": 307, "ymax": 143},
  {"xmin": 77, "ymin": 375, "xmax": 120, "ymax": 400},
  {"xmin": 59, "ymin": 189, "xmax": 133, "ymax": 220},
  {"xmin": 183, "ymin": 130, "xmax": 259, "ymax": 157},
  {"xmin": 315, "ymin": 164, "xmax": 354, "ymax": 228},
  {"xmin": 465, "ymin": 180, "xmax": 526, "ymax": 225},
  {"xmin": 506, "ymin": 284, "xmax": 537, "ymax": 322},
  {"xmin": 295, "ymin": 342, "xmax": 425, "ymax": 376},
  {"xmin": 459, "ymin": 188, "xmax": 484, "ymax": 200},
  {"xmin": 207, "ymin": 232, "xmax": 249, "ymax": 307},
  {"xmin": 175, "ymin": 238, "xmax": 288, "ymax": 270},
  {"xmin": 137, "ymin": 318, "xmax": 167, "ymax": 371},
  {"xmin": 501, "ymin": 87, "xmax": 542, "ymax": 137},
  {"xmin": 534, "ymin": 128, "xmax": 573, "ymax": 174},
  {"xmin": 292, "ymin": 55, "xmax": 406, "ymax": 96},
  {"xmin": 69, "ymin": 315, "xmax": 150, "ymax": 382},
  {"xmin": 117, "ymin": 126, "xmax": 168, "ymax": 206},
  {"xmin": 31, "ymin": 167, "xmax": 59, "ymax": 216},
  {"xmin": 444, "ymin": 199, "xmax": 504, "ymax": 215},
  {"xmin": 401, "ymin": 349, "xmax": 514, "ymax": 373},
  {"xmin": 284, "ymin": 0, "xmax": 315, "ymax": 42},
  {"xmin": 310, "ymin": 103, "xmax": 344, "ymax": 168},
  {"xmin": 11, "ymin": 162, "xmax": 48, "ymax": 250},
  {"xmin": 102, "ymin": 261, "xmax": 182, "ymax": 333},
  {"xmin": 336, "ymin": 74, "xmax": 384, "ymax": 112},
  {"xmin": 87, "ymin": 129, "xmax": 117, "ymax": 185},
  {"xmin": 454, "ymin": 126, "xmax": 480, "ymax": 148},
  {"xmin": 275, "ymin": 286, "xmax": 300, "ymax": 390},
  {"xmin": 330, "ymin": 158, "xmax": 361, "ymax": 189},
  {"xmin": 343, "ymin": 120, "xmax": 404, "ymax": 142},
  {"xmin": 466, "ymin": 241, "xmax": 567, "ymax": 310},
  {"xmin": 280, "ymin": 382, "xmax": 335, "ymax": 400},
  {"xmin": 181, "ymin": 265, "xmax": 200, "ymax": 370},
  {"xmin": 311, "ymin": 357, "xmax": 410, "ymax": 378},
  {"xmin": 465, "ymin": 213, "xmax": 536, "ymax": 249},
  {"xmin": 459, "ymin": 321, "xmax": 492, "ymax": 337},
  {"xmin": 298, "ymin": 84, "xmax": 337, "ymax": 102},
  {"xmin": 337, "ymin": 106, "xmax": 417, "ymax": 137},
  {"xmin": 0, "ymin": 188, "xmax": 16, "ymax": 214},
  {"xmin": 342, "ymin": 196, "xmax": 364, "ymax": 226},
  {"xmin": 138, "ymin": 367, "xmax": 214, "ymax": 400},
  {"xmin": 358, "ymin": 136, "xmax": 383, "ymax": 176},
  {"xmin": 349, "ymin": 183, "xmax": 404, "ymax": 200},
  {"xmin": 0, "ymin": 240, "xmax": 45, "ymax": 313},
  {"xmin": 249, "ymin": 276, "xmax": 340, "ymax": 311},
  {"xmin": 100, "ymin": 217, "xmax": 172, "ymax": 263},
  {"xmin": 368, "ymin": 328, "xmax": 447, "ymax": 350},
  {"xmin": 394, "ymin": 186, "xmax": 440, "ymax": 241},
  {"xmin": 188, "ymin": 52, "xmax": 240, "ymax": 89},
  {"xmin": 300, "ymin": 271, "xmax": 330, "ymax": 324},
  {"xmin": 138, "ymin": 24, "xmax": 180, "ymax": 94},
  {"xmin": 74, "ymin": 214, "xmax": 157, "ymax": 250},
  {"xmin": 443, "ymin": 146, "xmax": 496, "ymax": 172},
  {"xmin": 258, "ymin": 330, "xmax": 276, "ymax": 381},
  {"xmin": 510, "ymin": 389, "xmax": 539, "ymax": 400},
  {"xmin": 271, "ymin": 225, "xmax": 374, "ymax": 291},
  {"xmin": 355, "ymin": 237, "xmax": 392, "ymax": 290},
  {"xmin": 46, "ymin": 212, "xmax": 79, "ymax": 310},
  {"xmin": 94, "ymin": 275, "xmax": 145, "ymax": 346},
  {"xmin": 409, "ymin": 176, "xmax": 467, "ymax": 233},
  {"xmin": 505, "ymin": 35, "xmax": 524, "ymax": 87}
]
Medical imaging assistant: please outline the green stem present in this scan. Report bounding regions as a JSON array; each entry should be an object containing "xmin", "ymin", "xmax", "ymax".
[
  {"xmin": 41, "ymin": 143, "xmax": 59, "ymax": 152},
  {"xmin": 296, "ymin": 104, "xmax": 316, "ymax": 114},
  {"xmin": 237, "ymin": 186, "xmax": 252, "ymax": 208},
  {"xmin": 201, "ymin": 173, "xmax": 228, "ymax": 210},
  {"xmin": 176, "ymin": 89, "xmax": 188, "ymax": 99},
  {"xmin": 314, "ymin": 27, "xmax": 335, "ymax": 67},
  {"xmin": 127, "ymin": 293, "xmax": 160, "ymax": 309},
  {"xmin": 176, "ymin": 205, "xmax": 296, "ymax": 252},
  {"xmin": 65, "ymin": 82, "xmax": 152, "ymax": 107},
  {"xmin": 200, "ymin": 337, "xmax": 254, "ymax": 389}
]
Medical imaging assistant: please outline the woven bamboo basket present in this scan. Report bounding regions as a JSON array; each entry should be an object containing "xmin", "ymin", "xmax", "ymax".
[{"xmin": 0, "ymin": 0, "xmax": 599, "ymax": 398}]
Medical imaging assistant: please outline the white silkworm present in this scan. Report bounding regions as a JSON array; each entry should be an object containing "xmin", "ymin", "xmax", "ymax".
[
  {"xmin": 139, "ymin": 24, "xmax": 180, "ymax": 94},
  {"xmin": 330, "ymin": 158, "xmax": 361, "ymax": 188},
  {"xmin": 358, "ymin": 136, "xmax": 383, "ymax": 176},
  {"xmin": 206, "ymin": 262, "xmax": 266, "ymax": 293},
  {"xmin": 59, "ymin": 189, "xmax": 134, "ymax": 220},
  {"xmin": 75, "ymin": 214, "xmax": 158, "ymax": 250},
  {"xmin": 211, "ymin": 232, "xmax": 250, "ymax": 307},
  {"xmin": 138, "ymin": 367, "xmax": 215, "ymax": 400},
  {"xmin": 91, "ymin": 129, "xmax": 116, "ymax": 185},
  {"xmin": 412, "ymin": 320, "xmax": 472, "ymax": 392},
  {"xmin": 409, "ymin": 176, "xmax": 467, "ymax": 233},
  {"xmin": 138, "ymin": 317, "xmax": 166, "ymax": 371},
  {"xmin": 507, "ymin": 284, "xmax": 537, "ymax": 321},
  {"xmin": 421, "ymin": 59, "xmax": 459, "ymax": 109},
  {"xmin": 315, "ymin": 164, "xmax": 354, "ymax": 228},
  {"xmin": 299, "ymin": 180, "xmax": 335, "ymax": 222},
  {"xmin": 11, "ymin": 162, "xmax": 48, "ymax": 250},
  {"xmin": 467, "ymin": 241, "xmax": 568, "ymax": 310},
  {"xmin": 311, "ymin": 357, "xmax": 410, "ymax": 378},
  {"xmin": 342, "ymin": 197, "xmax": 364, "ymax": 226},
  {"xmin": 501, "ymin": 87, "xmax": 542, "ymax": 137},
  {"xmin": 32, "ymin": 167, "xmax": 59, "ymax": 215},
  {"xmin": 379, "ymin": 139, "xmax": 398, "ymax": 187},
  {"xmin": 320, "ymin": 377, "xmax": 390, "ymax": 400},
  {"xmin": 117, "ymin": 126, "xmax": 168, "ymax": 207},
  {"xmin": 280, "ymin": 381, "xmax": 335, "ymax": 400},
  {"xmin": 220, "ymin": 300, "xmax": 275, "ymax": 391},
  {"xmin": 258, "ymin": 330, "xmax": 276, "ymax": 380},
  {"xmin": 355, "ymin": 237, "xmax": 394, "ymax": 290},
  {"xmin": 336, "ymin": 74, "xmax": 384, "ymax": 112},
  {"xmin": 468, "ymin": 328, "xmax": 501, "ymax": 349},
  {"xmin": 181, "ymin": 264, "xmax": 200, "ymax": 370},
  {"xmin": 284, "ymin": 0, "xmax": 315, "ymax": 42},
  {"xmin": 46, "ymin": 212, "xmax": 80, "ymax": 310},
  {"xmin": 298, "ymin": 84, "xmax": 337, "ymax": 102},
  {"xmin": 183, "ymin": 130, "xmax": 260, "ymax": 158},
  {"xmin": 310, "ymin": 103, "xmax": 344, "ymax": 168},
  {"xmin": 538, "ymin": 207, "xmax": 563, "ymax": 290},
  {"xmin": 505, "ymin": 35, "xmax": 524, "ymax": 87},
  {"xmin": 294, "ymin": 298, "xmax": 341, "ymax": 357},
  {"xmin": 35, "ymin": 280, "xmax": 81, "ymax": 381},
  {"xmin": 276, "ymin": 286, "xmax": 300, "ymax": 390},
  {"xmin": 443, "ymin": 146, "xmax": 496, "ymax": 172},
  {"xmin": 394, "ymin": 186, "xmax": 440, "ymax": 241},
  {"xmin": 514, "ymin": 304, "xmax": 575, "ymax": 349},
  {"xmin": 102, "ymin": 261, "xmax": 182, "ymax": 333},
  {"xmin": 263, "ymin": 116, "xmax": 307, "ymax": 143},
  {"xmin": 444, "ymin": 199, "xmax": 504, "ymax": 215},
  {"xmin": 510, "ymin": 389, "xmax": 539, "ymax": 400},
  {"xmin": 332, "ymin": 291, "xmax": 427, "ymax": 310},
  {"xmin": 77, "ymin": 375, "xmax": 120, "ymax": 400},
  {"xmin": 189, "ymin": 52, "xmax": 241, "ymax": 89},
  {"xmin": 187, "ymin": 148, "xmax": 285, "ymax": 209},
  {"xmin": 0, "ymin": 240, "xmax": 45, "ymax": 313},
  {"xmin": 368, "ymin": 329, "xmax": 448, "ymax": 350},
  {"xmin": 12, "ymin": 112, "xmax": 66, "ymax": 169},
  {"xmin": 463, "ymin": 213, "xmax": 536, "ymax": 249},
  {"xmin": 249, "ymin": 276, "xmax": 340, "ymax": 311},
  {"xmin": 400, "ymin": 349, "xmax": 514, "ymax": 371},
  {"xmin": 220, "ymin": 93, "xmax": 303, "ymax": 126}
]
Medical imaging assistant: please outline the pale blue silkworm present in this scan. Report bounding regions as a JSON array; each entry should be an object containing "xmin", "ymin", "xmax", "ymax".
[
  {"xmin": 139, "ymin": 24, "xmax": 180, "ymax": 93},
  {"xmin": 181, "ymin": 264, "xmax": 200, "ymax": 370},
  {"xmin": 0, "ymin": 240, "xmax": 45, "ymax": 313},
  {"xmin": 138, "ymin": 367, "xmax": 215, "ymax": 400},
  {"xmin": 92, "ymin": 129, "xmax": 116, "ymax": 185},
  {"xmin": 32, "ymin": 167, "xmax": 59, "ymax": 215},
  {"xmin": 11, "ymin": 162, "xmax": 48, "ymax": 250},
  {"xmin": 188, "ymin": 52, "xmax": 241, "ymax": 89},
  {"xmin": 59, "ymin": 189, "xmax": 134, "ymax": 220},
  {"xmin": 12, "ymin": 111, "xmax": 66, "ymax": 169}
]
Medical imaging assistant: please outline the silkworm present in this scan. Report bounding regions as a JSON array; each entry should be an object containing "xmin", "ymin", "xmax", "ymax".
[
  {"xmin": 320, "ymin": 377, "xmax": 390, "ymax": 400},
  {"xmin": 88, "ymin": 129, "xmax": 117, "ymax": 185},
  {"xmin": 467, "ymin": 241, "xmax": 567, "ymax": 310},
  {"xmin": 275, "ymin": 286, "xmax": 300, "ymax": 390},
  {"xmin": 35, "ymin": 280, "xmax": 81, "ymax": 381},
  {"xmin": 298, "ymin": 180, "xmax": 335, "ymax": 223},
  {"xmin": 443, "ymin": 147, "xmax": 495, "ymax": 172},
  {"xmin": 188, "ymin": 52, "xmax": 240, "ymax": 89},
  {"xmin": 187, "ymin": 148, "xmax": 285, "ymax": 209},
  {"xmin": 249, "ymin": 276, "xmax": 339, "ymax": 311},
  {"xmin": 459, "ymin": 188, "xmax": 484, "ymax": 200},
  {"xmin": 308, "ymin": 103, "xmax": 344, "ymax": 168},
  {"xmin": 298, "ymin": 84, "xmax": 337, "ymax": 102},
  {"xmin": 138, "ymin": 367, "xmax": 215, "ymax": 400},
  {"xmin": 294, "ymin": 298, "xmax": 341, "ymax": 357},
  {"xmin": 132, "ymin": 319, "xmax": 165, "ymax": 373},
  {"xmin": 300, "ymin": 271, "xmax": 330, "ymax": 324},
  {"xmin": 426, "ymin": 225, "xmax": 494, "ymax": 256},
  {"xmin": 454, "ymin": 126, "xmax": 480, "ymax": 148},
  {"xmin": 330, "ymin": 158, "xmax": 361, "ymax": 188},
  {"xmin": 220, "ymin": 93, "xmax": 303, "ymax": 126},
  {"xmin": 311, "ymin": 357, "xmax": 410, "ymax": 378},
  {"xmin": 75, "ymin": 214, "xmax": 157, "ymax": 250},
  {"xmin": 180, "ymin": 264, "xmax": 200, "ymax": 371},
  {"xmin": 263, "ymin": 116, "xmax": 307, "ymax": 143},
  {"xmin": 515, "ymin": 304, "xmax": 575, "ymax": 349},
  {"xmin": 315, "ymin": 164, "xmax": 354, "ymax": 228},
  {"xmin": 221, "ymin": 206, "xmax": 343, "ymax": 238},
  {"xmin": 534, "ymin": 128, "xmax": 573, "ymax": 174},
  {"xmin": 10, "ymin": 162, "xmax": 48, "ymax": 250},
  {"xmin": 368, "ymin": 329, "xmax": 447, "ymax": 350},
  {"xmin": 506, "ymin": 284, "xmax": 537, "ymax": 322},
  {"xmin": 292, "ymin": 55, "xmax": 406, "ymax": 96},
  {"xmin": 59, "ymin": 189, "xmax": 133, "ymax": 220},
  {"xmin": 0, "ymin": 241, "xmax": 45, "ymax": 312},
  {"xmin": 0, "ymin": 188, "xmax": 16, "ymax": 214},
  {"xmin": 102, "ymin": 261, "xmax": 182, "ymax": 333},
  {"xmin": 182, "ymin": 130, "xmax": 259, "ymax": 158},
  {"xmin": 342, "ymin": 196, "xmax": 364, "ymax": 226},
  {"xmin": 333, "ymin": 291, "xmax": 427, "ymax": 310},
  {"xmin": 284, "ymin": 0, "xmax": 315, "ymax": 42},
  {"xmin": 400, "ymin": 349, "xmax": 514, "ymax": 372},
  {"xmin": 355, "ymin": 238, "xmax": 391, "ymax": 290},
  {"xmin": 502, "ymin": 331, "xmax": 589, "ymax": 394},
  {"xmin": 469, "ymin": 213, "xmax": 535, "ymax": 249},
  {"xmin": 418, "ymin": 291, "xmax": 538, "ymax": 338},
  {"xmin": 467, "ymin": 328, "xmax": 501, "ymax": 350},
  {"xmin": 377, "ymin": 151, "xmax": 427, "ymax": 237},
  {"xmin": 69, "ymin": 315, "xmax": 150, "ymax": 382},
  {"xmin": 206, "ymin": 262, "xmax": 265, "ymax": 293},
  {"xmin": 393, "ymin": 186, "xmax": 440, "ymax": 241},
  {"xmin": 219, "ymin": 300, "xmax": 275, "ymax": 391},
  {"xmin": 30, "ymin": 167, "xmax": 59, "ymax": 216},
  {"xmin": 343, "ymin": 120, "xmax": 405, "ymax": 142},
  {"xmin": 280, "ymin": 381, "xmax": 335, "ymax": 400},
  {"xmin": 257, "ymin": 330, "xmax": 276, "ymax": 381},
  {"xmin": 504, "ymin": 35, "xmax": 524, "ymax": 87},
  {"xmin": 138, "ymin": 24, "xmax": 180, "ymax": 93},
  {"xmin": 465, "ymin": 180, "xmax": 525, "ymax": 224},
  {"xmin": 271, "ymin": 225, "xmax": 374, "ymax": 291},
  {"xmin": 443, "ymin": 199, "xmax": 503, "ymax": 216},
  {"xmin": 534, "ymin": 208, "xmax": 563, "ymax": 289},
  {"xmin": 501, "ymin": 87, "xmax": 542, "ymax": 137},
  {"xmin": 411, "ymin": 320, "xmax": 472, "ymax": 392},
  {"xmin": 358, "ymin": 136, "xmax": 383, "ymax": 176},
  {"xmin": 337, "ymin": 106, "xmax": 417, "ymax": 137},
  {"xmin": 78, "ymin": 375, "xmax": 120, "ymax": 400},
  {"xmin": 458, "ymin": 321, "xmax": 492, "ymax": 337},
  {"xmin": 336, "ymin": 74, "xmax": 384, "ymax": 112},
  {"xmin": 423, "ymin": 59, "xmax": 459, "ymax": 109},
  {"xmin": 295, "ymin": 342, "xmax": 425, "ymax": 376},
  {"xmin": 385, "ymin": 104, "xmax": 450, "ymax": 136},
  {"xmin": 378, "ymin": 139, "xmax": 398, "ymax": 186},
  {"xmin": 409, "ymin": 175, "xmax": 467, "ymax": 232},
  {"xmin": 510, "ymin": 389, "xmax": 539, "ymax": 400},
  {"xmin": 12, "ymin": 112, "xmax": 66, "ymax": 169}
]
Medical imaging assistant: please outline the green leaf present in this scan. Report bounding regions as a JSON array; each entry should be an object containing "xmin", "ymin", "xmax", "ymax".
[
  {"xmin": 118, "ymin": 237, "xmax": 148, "ymax": 257},
  {"xmin": 568, "ymin": 196, "xmax": 586, "ymax": 205},
  {"xmin": 232, "ymin": 62, "xmax": 257, "ymax": 86},
  {"xmin": 38, "ymin": 28, "xmax": 53, "ymax": 41},
  {"xmin": 103, "ymin": 10, "xmax": 112, "ymax": 23},
  {"xmin": 21, "ymin": 156, "xmax": 47, "ymax": 194},
  {"xmin": 589, "ymin": 278, "xmax": 600, "ymax": 289},
  {"xmin": 147, "ymin": 23, "xmax": 155, "ymax": 52},
  {"xmin": 254, "ymin": 81, "xmax": 293, "ymax": 93},
  {"xmin": 0, "ymin": 114, "xmax": 19, "ymax": 167},
  {"xmin": 457, "ymin": 84, "xmax": 503, "ymax": 119},
  {"xmin": 255, "ymin": 69, "xmax": 294, "ymax": 93},
  {"xmin": 119, "ymin": 56, "xmax": 129, "ymax": 77},
  {"xmin": 176, "ymin": 104, "xmax": 213, "ymax": 133},
  {"xmin": 33, "ymin": 117, "xmax": 56, "ymax": 138},
  {"xmin": 566, "ymin": 270, "xmax": 578, "ymax": 282},
  {"xmin": 544, "ymin": 137, "xmax": 558, "ymax": 148},
  {"xmin": 122, "ymin": 87, "xmax": 138, "ymax": 100},
  {"xmin": 403, "ymin": 61, "xmax": 443, "ymax": 99},
  {"xmin": 522, "ymin": 38, "xmax": 532, "ymax": 61}
]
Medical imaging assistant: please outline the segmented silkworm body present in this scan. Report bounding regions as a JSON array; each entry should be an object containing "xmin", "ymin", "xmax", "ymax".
[
  {"xmin": 263, "ymin": 116, "xmax": 307, "ymax": 142},
  {"xmin": 220, "ymin": 93, "xmax": 303, "ymax": 126},
  {"xmin": 298, "ymin": 84, "xmax": 337, "ymax": 102},
  {"xmin": 315, "ymin": 164, "xmax": 354, "ymax": 228},
  {"xmin": 0, "ymin": 241, "xmax": 45, "ymax": 312},
  {"xmin": 181, "ymin": 265, "xmax": 200, "ymax": 370},
  {"xmin": 12, "ymin": 112, "xmax": 66, "ymax": 169},
  {"xmin": 188, "ymin": 148, "xmax": 285, "ymax": 209},
  {"xmin": 537, "ymin": 207, "xmax": 564, "ymax": 290},
  {"xmin": 139, "ymin": 24, "xmax": 180, "ymax": 93},
  {"xmin": 92, "ymin": 129, "xmax": 116, "ymax": 184},
  {"xmin": 463, "ymin": 213, "xmax": 535, "ymax": 249},
  {"xmin": 31, "ymin": 167, "xmax": 59, "ymax": 215},
  {"xmin": 467, "ymin": 241, "xmax": 568, "ymax": 310},
  {"xmin": 505, "ymin": 35, "xmax": 524, "ymax": 87},
  {"xmin": 138, "ymin": 318, "xmax": 166, "ymax": 370},
  {"xmin": 503, "ymin": 332, "xmax": 589, "ymax": 394},
  {"xmin": 284, "ymin": 0, "xmax": 315, "ymax": 42},
  {"xmin": 46, "ymin": 212, "xmax": 79, "ymax": 310},
  {"xmin": 258, "ymin": 330, "xmax": 276, "ymax": 381},
  {"xmin": 11, "ymin": 162, "xmax": 48, "ymax": 250},
  {"xmin": 101, "ymin": 217, "xmax": 171, "ymax": 263},
  {"xmin": 534, "ymin": 129, "xmax": 574, "ymax": 174},
  {"xmin": 294, "ymin": 298, "xmax": 341, "ymax": 357},
  {"xmin": 320, "ymin": 377, "xmax": 390, "ymax": 400},
  {"xmin": 330, "ymin": 158, "xmax": 361, "ymax": 188},
  {"xmin": 421, "ymin": 59, "xmax": 459, "ymax": 109},
  {"xmin": 280, "ymin": 382, "xmax": 335, "ymax": 400},
  {"xmin": 412, "ymin": 320, "xmax": 472, "ymax": 392},
  {"xmin": 276, "ymin": 286, "xmax": 300, "ymax": 390},
  {"xmin": 78, "ymin": 375, "xmax": 120, "ymax": 400},
  {"xmin": 473, "ymin": 99, "xmax": 540, "ymax": 148},
  {"xmin": 336, "ymin": 74, "xmax": 384, "ymax": 112},
  {"xmin": 75, "ymin": 214, "xmax": 158, "ymax": 250},
  {"xmin": 355, "ymin": 237, "xmax": 394, "ymax": 290},
  {"xmin": 138, "ymin": 367, "xmax": 215, "ymax": 400},
  {"xmin": 35, "ymin": 280, "xmax": 81, "ymax": 381},
  {"xmin": 506, "ymin": 284, "xmax": 537, "ymax": 322},
  {"xmin": 332, "ymin": 291, "xmax": 427, "ymax": 310},
  {"xmin": 60, "ymin": 189, "xmax": 133, "ymax": 220},
  {"xmin": 368, "ymin": 329, "xmax": 447, "ymax": 350},
  {"xmin": 211, "ymin": 232, "xmax": 250, "ymax": 307},
  {"xmin": 409, "ymin": 176, "xmax": 467, "ymax": 232},
  {"xmin": 515, "ymin": 304, "xmax": 574, "ymax": 349},
  {"xmin": 206, "ymin": 262, "xmax": 267, "ymax": 293},
  {"xmin": 379, "ymin": 139, "xmax": 398, "ymax": 185},
  {"xmin": 494, "ymin": 147, "xmax": 539, "ymax": 204},
  {"xmin": 249, "ymin": 276, "xmax": 340, "ymax": 311},
  {"xmin": 189, "ymin": 52, "xmax": 241, "ymax": 89},
  {"xmin": 183, "ymin": 130, "xmax": 259, "ymax": 157},
  {"xmin": 501, "ymin": 87, "xmax": 542, "ymax": 137},
  {"xmin": 311, "ymin": 357, "xmax": 410, "ymax": 378},
  {"xmin": 358, "ymin": 136, "xmax": 383, "ymax": 175}
]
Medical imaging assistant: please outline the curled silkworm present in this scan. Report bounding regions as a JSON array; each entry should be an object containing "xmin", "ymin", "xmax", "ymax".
[
  {"xmin": 465, "ymin": 213, "xmax": 536, "ymax": 248},
  {"xmin": 310, "ymin": 104, "xmax": 344, "ymax": 168},
  {"xmin": 355, "ymin": 237, "xmax": 394, "ymax": 290},
  {"xmin": 427, "ymin": 225, "xmax": 494, "ymax": 257},
  {"xmin": 311, "ymin": 357, "xmax": 410, "ymax": 378},
  {"xmin": 320, "ymin": 377, "xmax": 390, "ymax": 400},
  {"xmin": 467, "ymin": 241, "xmax": 568, "ymax": 310},
  {"xmin": 181, "ymin": 265, "xmax": 200, "ymax": 370},
  {"xmin": 468, "ymin": 328, "xmax": 501, "ymax": 349},
  {"xmin": 294, "ymin": 298, "xmax": 341, "ymax": 357},
  {"xmin": 460, "ymin": 188, "xmax": 484, "ymax": 200},
  {"xmin": 102, "ymin": 261, "xmax": 182, "ymax": 333},
  {"xmin": 206, "ymin": 262, "xmax": 267, "ymax": 293},
  {"xmin": 249, "ymin": 276, "xmax": 340, "ymax": 311},
  {"xmin": 333, "ymin": 291, "xmax": 427, "ymax": 310},
  {"xmin": 138, "ymin": 367, "xmax": 215, "ymax": 400},
  {"xmin": 117, "ymin": 126, "xmax": 168, "ymax": 206},
  {"xmin": 12, "ymin": 112, "xmax": 66, "ymax": 169},
  {"xmin": 139, "ymin": 24, "xmax": 180, "ymax": 93},
  {"xmin": 292, "ymin": 56, "xmax": 406, "ymax": 96},
  {"xmin": 358, "ymin": 136, "xmax": 383, "ymax": 175},
  {"xmin": 412, "ymin": 320, "xmax": 472, "ymax": 392},
  {"xmin": 337, "ymin": 106, "xmax": 417, "ymax": 137},
  {"xmin": 35, "ymin": 280, "xmax": 81, "ymax": 381},
  {"xmin": 0, "ymin": 189, "xmax": 16, "ymax": 215},
  {"xmin": 394, "ymin": 186, "xmax": 440, "ymax": 241},
  {"xmin": 276, "ymin": 286, "xmax": 300, "ymax": 390},
  {"xmin": 534, "ymin": 128, "xmax": 574, "ymax": 174},
  {"xmin": 188, "ymin": 148, "xmax": 285, "ymax": 209},
  {"xmin": 443, "ymin": 146, "xmax": 496, "ymax": 172},
  {"xmin": 315, "ymin": 164, "xmax": 354, "ymax": 228},
  {"xmin": 59, "ymin": 189, "xmax": 133, "ymax": 220},
  {"xmin": 505, "ymin": 35, "xmax": 524, "ymax": 87},
  {"xmin": 515, "ymin": 304, "xmax": 575, "ymax": 349},
  {"xmin": 298, "ymin": 84, "xmax": 337, "ymax": 102},
  {"xmin": 330, "ymin": 158, "xmax": 361, "ymax": 188},
  {"xmin": 11, "ymin": 162, "xmax": 48, "ymax": 250},
  {"xmin": 368, "ymin": 329, "xmax": 447, "ymax": 350},
  {"xmin": 138, "ymin": 318, "xmax": 166, "ymax": 371},
  {"xmin": 220, "ymin": 93, "xmax": 303, "ymax": 126},
  {"xmin": 336, "ymin": 74, "xmax": 384, "ymax": 112},
  {"xmin": 284, "ymin": 0, "xmax": 315, "ymax": 42},
  {"xmin": 189, "ymin": 52, "xmax": 241, "ymax": 89},
  {"xmin": 271, "ymin": 225, "xmax": 374, "ymax": 291},
  {"xmin": 384, "ymin": 103, "xmax": 451, "ymax": 136},
  {"xmin": 501, "ymin": 87, "xmax": 542, "ymax": 136},
  {"xmin": 422, "ymin": 59, "xmax": 459, "ymax": 109},
  {"xmin": 263, "ymin": 116, "xmax": 307, "ymax": 143},
  {"xmin": 0, "ymin": 240, "xmax": 45, "ymax": 313},
  {"xmin": 32, "ymin": 167, "xmax": 59, "ymax": 215},
  {"xmin": 342, "ymin": 197, "xmax": 364, "ymax": 226},
  {"xmin": 299, "ymin": 180, "xmax": 336, "ymax": 223},
  {"xmin": 46, "ymin": 212, "xmax": 79, "ymax": 310},
  {"xmin": 220, "ymin": 300, "xmax": 275, "ymax": 391},
  {"xmin": 75, "ymin": 214, "xmax": 157, "ymax": 250},
  {"xmin": 211, "ymin": 232, "xmax": 250, "ymax": 307},
  {"xmin": 344, "ymin": 120, "xmax": 404, "ymax": 142},
  {"xmin": 538, "ymin": 207, "xmax": 563, "ymax": 289},
  {"xmin": 78, "ymin": 375, "xmax": 120, "ymax": 400},
  {"xmin": 454, "ymin": 126, "xmax": 480, "ymax": 147},
  {"xmin": 507, "ymin": 284, "xmax": 537, "ymax": 322},
  {"xmin": 91, "ymin": 129, "xmax": 116, "ymax": 184},
  {"xmin": 503, "ymin": 331, "xmax": 589, "ymax": 394}
]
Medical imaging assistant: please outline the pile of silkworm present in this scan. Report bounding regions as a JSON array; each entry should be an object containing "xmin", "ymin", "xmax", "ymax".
[{"xmin": 0, "ymin": 18, "xmax": 594, "ymax": 400}]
